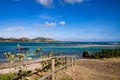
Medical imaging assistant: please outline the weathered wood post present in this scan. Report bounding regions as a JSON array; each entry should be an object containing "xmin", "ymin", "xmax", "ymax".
[
  {"xmin": 65, "ymin": 57, "xmax": 68, "ymax": 68},
  {"xmin": 51, "ymin": 58, "xmax": 55, "ymax": 80},
  {"xmin": 75, "ymin": 56, "xmax": 76, "ymax": 66},
  {"xmin": 74, "ymin": 56, "xmax": 76, "ymax": 66},
  {"xmin": 71, "ymin": 57, "xmax": 74, "ymax": 67}
]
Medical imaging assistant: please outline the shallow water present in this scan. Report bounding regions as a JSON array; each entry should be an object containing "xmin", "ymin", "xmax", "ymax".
[{"xmin": 0, "ymin": 42, "xmax": 120, "ymax": 63}]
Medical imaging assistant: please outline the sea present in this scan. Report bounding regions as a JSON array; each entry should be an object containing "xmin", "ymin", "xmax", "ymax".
[{"xmin": 0, "ymin": 42, "xmax": 120, "ymax": 63}]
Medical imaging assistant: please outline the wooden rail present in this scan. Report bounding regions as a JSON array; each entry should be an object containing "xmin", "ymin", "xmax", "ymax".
[
  {"xmin": 0, "ymin": 56, "xmax": 76, "ymax": 80},
  {"xmin": 0, "ymin": 58, "xmax": 51, "ymax": 69},
  {"xmin": 38, "ymin": 56, "xmax": 76, "ymax": 80},
  {"xmin": 39, "ymin": 64, "xmax": 69, "ymax": 80}
]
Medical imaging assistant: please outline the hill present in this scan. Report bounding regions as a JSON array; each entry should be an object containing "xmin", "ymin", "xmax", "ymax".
[{"xmin": 0, "ymin": 37, "xmax": 56, "ymax": 42}]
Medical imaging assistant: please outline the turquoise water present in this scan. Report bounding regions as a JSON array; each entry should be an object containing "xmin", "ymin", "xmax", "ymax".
[{"xmin": 0, "ymin": 42, "xmax": 120, "ymax": 63}]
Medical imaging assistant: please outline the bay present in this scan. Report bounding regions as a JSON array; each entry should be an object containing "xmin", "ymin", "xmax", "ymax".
[{"xmin": 0, "ymin": 42, "xmax": 120, "ymax": 63}]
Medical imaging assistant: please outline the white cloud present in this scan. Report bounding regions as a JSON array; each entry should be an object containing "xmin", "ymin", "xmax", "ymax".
[
  {"xmin": 39, "ymin": 15, "xmax": 55, "ymax": 20},
  {"xmin": 59, "ymin": 21, "xmax": 66, "ymax": 26},
  {"xmin": 33, "ymin": 21, "xmax": 66, "ymax": 27},
  {"xmin": 6, "ymin": 26, "xmax": 24, "ymax": 31},
  {"xmin": 37, "ymin": 0, "xmax": 54, "ymax": 7},
  {"xmin": 64, "ymin": 0, "xmax": 84, "ymax": 4},
  {"xmin": 33, "ymin": 22, "xmax": 56, "ymax": 27},
  {"xmin": 44, "ymin": 22, "xmax": 56, "ymax": 27},
  {"xmin": 37, "ymin": 0, "xmax": 85, "ymax": 8}
]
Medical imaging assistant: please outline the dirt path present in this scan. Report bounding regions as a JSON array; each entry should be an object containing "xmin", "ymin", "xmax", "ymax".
[{"xmin": 56, "ymin": 58, "xmax": 120, "ymax": 80}]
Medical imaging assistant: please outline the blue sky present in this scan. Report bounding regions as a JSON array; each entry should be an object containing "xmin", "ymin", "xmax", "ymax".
[{"xmin": 0, "ymin": 0, "xmax": 120, "ymax": 41}]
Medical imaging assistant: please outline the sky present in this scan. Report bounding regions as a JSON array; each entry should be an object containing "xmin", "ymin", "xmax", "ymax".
[{"xmin": 0, "ymin": 0, "xmax": 120, "ymax": 42}]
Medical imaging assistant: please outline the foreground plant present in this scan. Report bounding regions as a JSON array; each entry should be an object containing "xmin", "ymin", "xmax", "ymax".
[
  {"xmin": 34, "ymin": 48, "xmax": 41, "ymax": 54},
  {"xmin": 17, "ymin": 53, "xmax": 25, "ymax": 61},
  {"xmin": 39, "ymin": 51, "xmax": 54, "ymax": 72},
  {"xmin": 4, "ymin": 52, "xmax": 15, "ymax": 63},
  {"xmin": 0, "ymin": 72, "xmax": 15, "ymax": 80},
  {"xmin": 3, "ymin": 48, "xmax": 65, "ymax": 80},
  {"xmin": 13, "ymin": 67, "xmax": 32, "ymax": 80}
]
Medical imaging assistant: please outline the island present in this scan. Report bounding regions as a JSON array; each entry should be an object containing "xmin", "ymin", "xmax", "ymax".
[{"xmin": 0, "ymin": 37, "xmax": 56, "ymax": 42}]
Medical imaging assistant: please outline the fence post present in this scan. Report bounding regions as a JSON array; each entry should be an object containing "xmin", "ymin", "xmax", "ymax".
[
  {"xmin": 74, "ymin": 56, "xmax": 76, "ymax": 66},
  {"xmin": 51, "ymin": 58, "xmax": 55, "ymax": 80},
  {"xmin": 71, "ymin": 57, "xmax": 74, "ymax": 67},
  {"xmin": 65, "ymin": 57, "xmax": 68, "ymax": 68}
]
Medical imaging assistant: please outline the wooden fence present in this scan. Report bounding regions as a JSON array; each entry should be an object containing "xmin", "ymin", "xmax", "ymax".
[
  {"xmin": 0, "ymin": 56, "xmax": 76, "ymax": 80},
  {"xmin": 39, "ymin": 56, "xmax": 76, "ymax": 80}
]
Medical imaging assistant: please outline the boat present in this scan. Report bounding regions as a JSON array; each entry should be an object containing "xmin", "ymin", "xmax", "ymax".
[{"xmin": 16, "ymin": 44, "xmax": 29, "ymax": 51}]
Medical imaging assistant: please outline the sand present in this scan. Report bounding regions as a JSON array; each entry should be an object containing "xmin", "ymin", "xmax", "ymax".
[{"xmin": 0, "ymin": 60, "xmax": 42, "ymax": 74}]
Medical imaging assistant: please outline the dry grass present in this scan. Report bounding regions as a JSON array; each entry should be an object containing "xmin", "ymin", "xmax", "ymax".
[
  {"xmin": 56, "ymin": 58, "xmax": 120, "ymax": 80},
  {"xmin": 2, "ymin": 58, "xmax": 119, "ymax": 80}
]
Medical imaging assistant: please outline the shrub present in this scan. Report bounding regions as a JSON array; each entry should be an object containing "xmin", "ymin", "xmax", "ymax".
[
  {"xmin": 4, "ymin": 52, "xmax": 15, "ymax": 63},
  {"xmin": 91, "ymin": 49, "xmax": 120, "ymax": 59}
]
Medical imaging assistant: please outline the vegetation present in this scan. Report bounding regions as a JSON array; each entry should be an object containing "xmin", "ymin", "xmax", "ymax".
[
  {"xmin": 83, "ymin": 49, "xmax": 120, "ymax": 59},
  {"xmin": 92, "ymin": 49, "xmax": 120, "ymax": 59},
  {"xmin": 4, "ymin": 52, "xmax": 15, "ymax": 63},
  {"xmin": 2, "ymin": 48, "xmax": 65, "ymax": 80},
  {"xmin": 34, "ymin": 48, "xmax": 41, "ymax": 54},
  {"xmin": 17, "ymin": 53, "xmax": 25, "ymax": 61},
  {"xmin": 0, "ymin": 73, "xmax": 15, "ymax": 80},
  {"xmin": 13, "ymin": 67, "xmax": 32, "ymax": 80}
]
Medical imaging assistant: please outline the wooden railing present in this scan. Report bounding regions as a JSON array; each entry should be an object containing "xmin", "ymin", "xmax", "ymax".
[
  {"xmin": 0, "ymin": 56, "xmax": 76, "ymax": 80},
  {"xmin": 39, "ymin": 56, "xmax": 76, "ymax": 80}
]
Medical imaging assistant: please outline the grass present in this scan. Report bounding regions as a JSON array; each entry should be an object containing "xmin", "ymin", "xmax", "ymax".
[
  {"xmin": 62, "ymin": 76, "xmax": 73, "ymax": 80},
  {"xmin": 0, "ymin": 72, "xmax": 15, "ymax": 80}
]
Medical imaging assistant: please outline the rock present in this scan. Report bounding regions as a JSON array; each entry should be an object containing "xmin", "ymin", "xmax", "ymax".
[{"xmin": 82, "ymin": 51, "xmax": 91, "ymax": 58}]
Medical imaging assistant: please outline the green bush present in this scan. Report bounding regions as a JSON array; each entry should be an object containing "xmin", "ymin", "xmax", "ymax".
[{"xmin": 91, "ymin": 49, "xmax": 120, "ymax": 59}]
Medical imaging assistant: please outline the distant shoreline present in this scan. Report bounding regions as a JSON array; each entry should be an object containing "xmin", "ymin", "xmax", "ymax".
[{"xmin": 0, "ymin": 37, "xmax": 57, "ymax": 42}]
